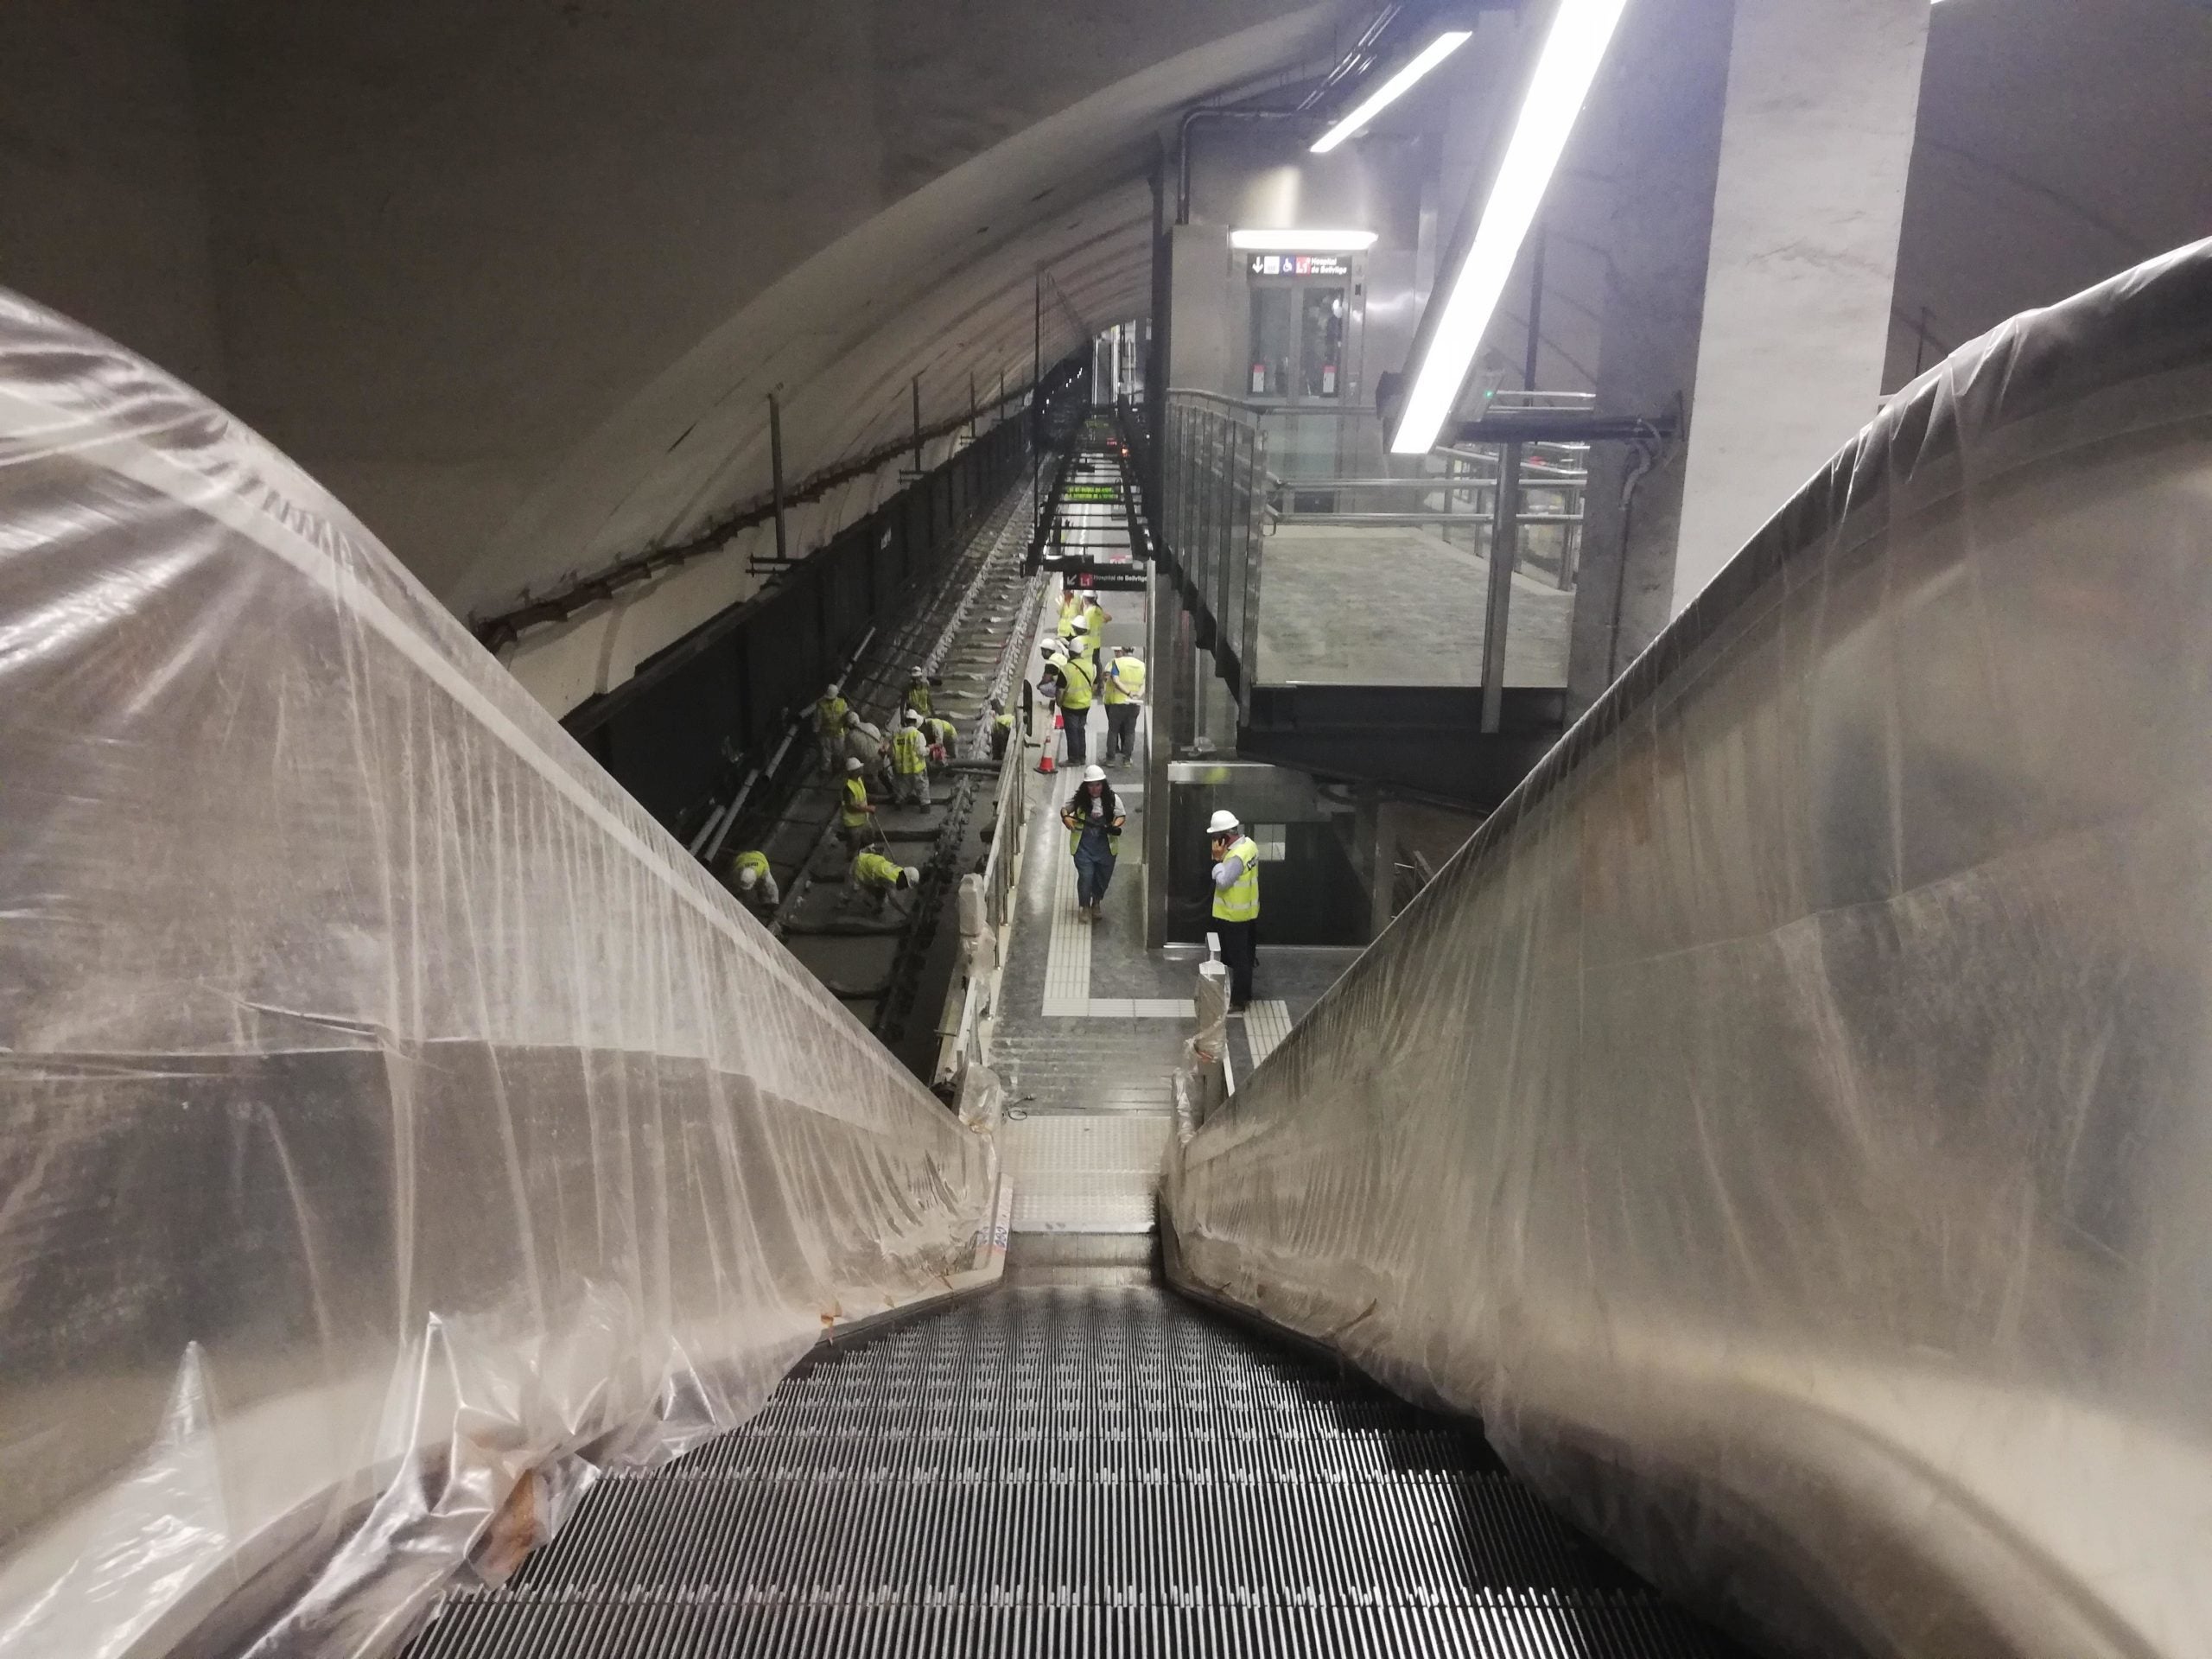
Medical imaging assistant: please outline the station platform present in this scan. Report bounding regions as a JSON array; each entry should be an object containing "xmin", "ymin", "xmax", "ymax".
[{"xmin": 988, "ymin": 585, "xmax": 1357, "ymax": 1272}]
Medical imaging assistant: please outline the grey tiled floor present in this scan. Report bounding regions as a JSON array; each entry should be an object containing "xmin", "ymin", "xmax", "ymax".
[
  {"xmin": 1255, "ymin": 523, "xmax": 1572, "ymax": 688},
  {"xmin": 993, "ymin": 593, "xmax": 1363, "ymax": 1244}
]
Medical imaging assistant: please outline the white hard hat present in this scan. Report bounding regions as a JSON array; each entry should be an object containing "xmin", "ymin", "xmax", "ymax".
[
  {"xmin": 846, "ymin": 757, "xmax": 863, "ymax": 772},
  {"xmin": 1206, "ymin": 809, "xmax": 1242, "ymax": 836},
  {"xmin": 1083, "ymin": 765, "xmax": 1107, "ymax": 783},
  {"xmin": 912, "ymin": 665, "xmax": 925, "ymax": 677},
  {"xmin": 737, "ymin": 865, "xmax": 760, "ymax": 890},
  {"xmin": 900, "ymin": 866, "xmax": 921, "ymax": 887},
  {"xmin": 826, "ymin": 682, "xmax": 841, "ymax": 696},
  {"xmin": 904, "ymin": 709, "xmax": 920, "ymax": 725}
]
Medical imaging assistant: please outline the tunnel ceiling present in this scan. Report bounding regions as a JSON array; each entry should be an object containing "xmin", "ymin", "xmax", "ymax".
[
  {"xmin": 175, "ymin": 0, "xmax": 1360, "ymax": 620},
  {"xmin": 5, "ymin": 0, "xmax": 2210, "ymax": 637}
]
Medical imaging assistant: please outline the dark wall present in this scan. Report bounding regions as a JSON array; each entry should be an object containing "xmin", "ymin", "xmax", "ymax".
[{"xmin": 563, "ymin": 413, "xmax": 1030, "ymax": 838}]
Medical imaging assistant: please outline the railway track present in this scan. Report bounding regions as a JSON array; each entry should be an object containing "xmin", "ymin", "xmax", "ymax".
[{"xmin": 718, "ymin": 467, "xmax": 1052, "ymax": 1071}]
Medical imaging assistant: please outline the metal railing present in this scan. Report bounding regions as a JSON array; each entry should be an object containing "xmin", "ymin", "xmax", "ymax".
[{"xmin": 1160, "ymin": 391, "xmax": 1587, "ymax": 709}]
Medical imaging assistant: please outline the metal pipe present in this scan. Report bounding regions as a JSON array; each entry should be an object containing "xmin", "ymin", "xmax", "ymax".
[
  {"xmin": 1297, "ymin": 3, "xmax": 1404, "ymax": 110},
  {"xmin": 1522, "ymin": 219, "xmax": 1548, "ymax": 393},
  {"xmin": 911, "ymin": 375, "xmax": 923, "ymax": 473},
  {"xmin": 768, "ymin": 391, "xmax": 788, "ymax": 565},
  {"xmin": 1479, "ymin": 442, "xmax": 1521, "ymax": 734}
]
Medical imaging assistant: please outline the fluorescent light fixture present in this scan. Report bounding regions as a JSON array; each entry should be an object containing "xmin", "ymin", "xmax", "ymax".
[
  {"xmin": 1392, "ymin": 0, "xmax": 1628, "ymax": 454},
  {"xmin": 1312, "ymin": 31, "xmax": 1474, "ymax": 155},
  {"xmin": 1228, "ymin": 228, "xmax": 1380, "ymax": 251}
]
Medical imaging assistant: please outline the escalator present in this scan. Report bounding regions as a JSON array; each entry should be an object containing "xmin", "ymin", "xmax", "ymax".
[{"xmin": 404, "ymin": 1287, "xmax": 1740, "ymax": 1658}]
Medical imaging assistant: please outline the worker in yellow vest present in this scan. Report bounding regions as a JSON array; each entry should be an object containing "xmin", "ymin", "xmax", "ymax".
[
  {"xmin": 903, "ymin": 667, "xmax": 934, "ymax": 721},
  {"xmin": 730, "ymin": 849, "xmax": 779, "ymax": 916},
  {"xmin": 848, "ymin": 851, "xmax": 918, "ymax": 917},
  {"xmin": 1052, "ymin": 647, "xmax": 1096, "ymax": 767},
  {"xmin": 1101, "ymin": 647, "xmax": 1145, "ymax": 766},
  {"xmin": 814, "ymin": 682, "xmax": 849, "ymax": 770},
  {"xmin": 838, "ymin": 757, "xmax": 876, "ymax": 853},
  {"xmin": 1060, "ymin": 765, "xmax": 1125, "ymax": 923},
  {"xmin": 920, "ymin": 714, "xmax": 959, "ymax": 764},
  {"xmin": 1206, "ymin": 809, "xmax": 1260, "ymax": 1010},
  {"xmin": 1056, "ymin": 587, "xmax": 1084, "ymax": 649},
  {"xmin": 1078, "ymin": 595, "xmax": 1111, "ymax": 672},
  {"xmin": 987, "ymin": 696, "xmax": 1016, "ymax": 763},
  {"xmin": 890, "ymin": 710, "xmax": 931, "ymax": 807}
]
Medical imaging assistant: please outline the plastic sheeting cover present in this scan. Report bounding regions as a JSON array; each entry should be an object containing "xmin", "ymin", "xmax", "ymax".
[
  {"xmin": 0, "ymin": 291, "xmax": 994, "ymax": 1657},
  {"xmin": 1166, "ymin": 239, "xmax": 2212, "ymax": 1659}
]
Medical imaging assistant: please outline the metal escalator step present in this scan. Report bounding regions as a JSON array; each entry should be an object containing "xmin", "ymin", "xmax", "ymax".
[{"xmin": 404, "ymin": 1288, "xmax": 1741, "ymax": 1657}]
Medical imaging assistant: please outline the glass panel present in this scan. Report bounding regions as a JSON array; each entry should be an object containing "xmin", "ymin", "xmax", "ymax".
[
  {"xmin": 1248, "ymin": 289, "xmax": 1293, "ymax": 400},
  {"xmin": 1299, "ymin": 287, "xmax": 1345, "ymax": 400}
]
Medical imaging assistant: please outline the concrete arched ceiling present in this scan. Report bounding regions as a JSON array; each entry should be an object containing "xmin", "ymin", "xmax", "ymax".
[{"xmin": 192, "ymin": 0, "xmax": 1357, "ymax": 620}]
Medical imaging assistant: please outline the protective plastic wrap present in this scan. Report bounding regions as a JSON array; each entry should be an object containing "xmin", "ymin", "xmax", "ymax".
[
  {"xmin": 1166, "ymin": 240, "xmax": 2212, "ymax": 1659},
  {"xmin": 0, "ymin": 291, "xmax": 995, "ymax": 1658}
]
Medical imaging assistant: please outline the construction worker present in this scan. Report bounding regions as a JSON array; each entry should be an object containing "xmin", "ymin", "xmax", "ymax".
[
  {"xmin": 814, "ymin": 682, "xmax": 849, "ymax": 770},
  {"xmin": 890, "ymin": 710, "xmax": 931, "ymax": 807},
  {"xmin": 842, "ymin": 709, "xmax": 889, "ymax": 785},
  {"xmin": 1206, "ymin": 809, "xmax": 1260, "ymax": 1011},
  {"xmin": 988, "ymin": 697, "xmax": 1016, "ymax": 763},
  {"xmin": 1078, "ymin": 594, "xmax": 1111, "ymax": 671},
  {"xmin": 1060, "ymin": 765, "xmax": 1124, "ymax": 923},
  {"xmin": 730, "ymin": 849, "xmax": 780, "ymax": 916},
  {"xmin": 903, "ymin": 667, "xmax": 934, "ymax": 721},
  {"xmin": 848, "ymin": 851, "xmax": 918, "ymax": 917},
  {"xmin": 921, "ymin": 713, "xmax": 960, "ymax": 764},
  {"xmin": 1056, "ymin": 587, "xmax": 1084, "ymax": 649},
  {"xmin": 1052, "ymin": 643, "xmax": 1096, "ymax": 767},
  {"xmin": 838, "ymin": 756, "xmax": 876, "ymax": 853},
  {"xmin": 1101, "ymin": 646, "xmax": 1145, "ymax": 766}
]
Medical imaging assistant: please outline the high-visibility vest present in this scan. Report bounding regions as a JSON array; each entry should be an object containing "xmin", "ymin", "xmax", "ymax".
[
  {"xmin": 993, "ymin": 712, "xmax": 1014, "ymax": 732},
  {"xmin": 1103, "ymin": 656, "xmax": 1146, "ymax": 704},
  {"xmin": 1212, "ymin": 836, "xmax": 1260, "ymax": 923},
  {"xmin": 892, "ymin": 726, "xmax": 927, "ymax": 774},
  {"xmin": 816, "ymin": 695, "xmax": 848, "ymax": 734},
  {"xmin": 1057, "ymin": 596, "xmax": 1083, "ymax": 638},
  {"xmin": 905, "ymin": 682, "xmax": 932, "ymax": 718},
  {"xmin": 1058, "ymin": 657, "xmax": 1095, "ymax": 710},
  {"xmin": 854, "ymin": 851, "xmax": 901, "ymax": 889},
  {"xmin": 923, "ymin": 717, "xmax": 957, "ymax": 751},
  {"xmin": 1082, "ymin": 604, "xmax": 1106, "ymax": 650},
  {"xmin": 840, "ymin": 776, "xmax": 871, "ymax": 827},
  {"xmin": 734, "ymin": 849, "xmax": 771, "ymax": 883},
  {"xmin": 1065, "ymin": 799, "xmax": 1122, "ymax": 858}
]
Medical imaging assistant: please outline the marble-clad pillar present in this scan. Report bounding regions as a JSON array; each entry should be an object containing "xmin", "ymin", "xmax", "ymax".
[{"xmin": 1669, "ymin": 0, "xmax": 1930, "ymax": 611}]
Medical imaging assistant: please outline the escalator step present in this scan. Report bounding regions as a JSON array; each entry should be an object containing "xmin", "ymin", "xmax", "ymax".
[{"xmin": 404, "ymin": 1287, "xmax": 1740, "ymax": 1657}]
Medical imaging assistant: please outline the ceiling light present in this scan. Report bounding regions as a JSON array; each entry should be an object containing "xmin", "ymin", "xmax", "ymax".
[
  {"xmin": 1228, "ymin": 228, "xmax": 1380, "ymax": 251},
  {"xmin": 1312, "ymin": 31, "xmax": 1474, "ymax": 156},
  {"xmin": 1392, "ymin": 0, "xmax": 1627, "ymax": 454}
]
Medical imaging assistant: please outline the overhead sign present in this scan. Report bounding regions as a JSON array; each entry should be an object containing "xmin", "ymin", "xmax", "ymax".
[{"xmin": 1248, "ymin": 253, "xmax": 1353, "ymax": 278}]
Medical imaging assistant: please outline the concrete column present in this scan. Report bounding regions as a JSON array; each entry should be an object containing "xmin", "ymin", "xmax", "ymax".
[
  {"xmin": 1565, "ymin": 0, "xmax": 1735, "ymax": 713},
  {"xmin": 1669, "ymin": 0, "xmax": 1929, "ymax": 611},
  {"xmin": 1166, "ymin": 224, "xmax": 1233, "ymax": 396}
]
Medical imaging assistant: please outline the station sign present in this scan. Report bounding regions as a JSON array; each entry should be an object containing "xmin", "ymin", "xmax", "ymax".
[{"xmin": 1247, "ymin": 252, "xmax": 1353, "ymax": 277}]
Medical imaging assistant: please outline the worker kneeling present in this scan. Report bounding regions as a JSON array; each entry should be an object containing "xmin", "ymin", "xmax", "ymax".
[
  {"xmin": 891, "ymin": 711, "xmax": 931, "ymax": 807},
  {"xmin": 848, "ymin": 851, "xmax": 919, "ymax": 917},
  {"xmin": 1062, "ymin": 764, "xmax": 1124, "ymax": 923},
  {"xmin": 1206, "ymin": 809, "xmax": 1260, "ymax": 1010},
  {"xmin": 731, "ymin": 849, "xmax": 780, "ymax": 916}
]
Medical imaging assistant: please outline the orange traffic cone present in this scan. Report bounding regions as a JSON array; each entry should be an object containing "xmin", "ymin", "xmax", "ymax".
[{"xmin": 1037, "ymin": 709, "xmax": 1062, "ymax": 774}]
